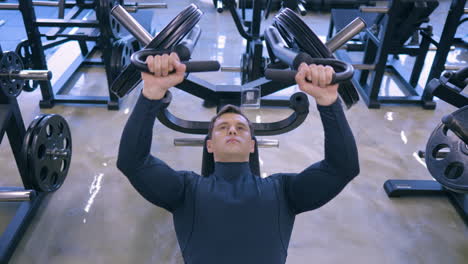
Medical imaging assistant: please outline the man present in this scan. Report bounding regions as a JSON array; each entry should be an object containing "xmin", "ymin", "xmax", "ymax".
[{"xmin": 117, "ymin": 53, "xmax": 359, "ymax": 264}]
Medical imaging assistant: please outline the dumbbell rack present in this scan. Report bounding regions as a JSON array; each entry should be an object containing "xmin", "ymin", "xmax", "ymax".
[
  {"xmin": 0, "ymin": 0, "xmax": 164, "ymax": 110},
  {"xmin": 0, "ymin": 47, "xmax": 46, "ymax": 263}
]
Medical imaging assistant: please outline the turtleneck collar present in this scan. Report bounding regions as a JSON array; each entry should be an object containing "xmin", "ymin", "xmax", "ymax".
[{"xmin": 214, "ymin": 162, "xmax": 251, "ymax": 181}]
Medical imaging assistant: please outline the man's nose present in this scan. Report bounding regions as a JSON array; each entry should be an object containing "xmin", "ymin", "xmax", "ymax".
[{"xmin": 228, "ymin": 126, "xmax": 237, "ymax": 135}]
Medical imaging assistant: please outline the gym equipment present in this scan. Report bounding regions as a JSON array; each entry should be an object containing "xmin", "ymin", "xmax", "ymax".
[
  {"xmin": 22, "ymin": 114, "xmax": 72, "ymax": 192},
  {"xmin": 328, "ymin": 0, "xmax": 441, "ymax": 109},
  {"xmin": 421, "ymin": 0, "xmax": 467, "ymax": 104},
  {"xmin": 0, "ymin": 45, "xmax": 71, "ymax": 263},
  {"xmin": 110, "ymin": 4, "xmax": 204, "ymax": 98},
  {"xmin": 217, "ymin": 0, "xmax": 271, "ymax": 86},
  {"xmin": 0, "ymin": 0, "xmax": 166, "ymax": 110},
  {"xmin": 0, "ymin": 51, "xmax": 51, "ymax": 97},
  {"xmin": 384, "ymin": 66, "xmax": 468, "ymax": 225},
  {"xmin": 265, "ymin": 8, "xmax": 363, "ymax": 108},
  {"xmin": 112, "ymin": 4, "xmax": 366, "ymax": 135},
  {"xmin": 111, "ymin": 4, "xmax": 310, "ymax": 135}
]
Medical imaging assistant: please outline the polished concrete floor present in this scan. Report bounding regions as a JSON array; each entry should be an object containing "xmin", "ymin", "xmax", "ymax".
[{"xmin": 1, "ymin": 0, "xmax": 468, "ymax": 263}]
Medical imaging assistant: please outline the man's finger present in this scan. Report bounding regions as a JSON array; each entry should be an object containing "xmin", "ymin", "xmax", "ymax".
[
  {"xmin": 310, "ymin": 64, "xmax": 318, "ymax": 86},
  {"xmin": 161, "ymin": 54, "xmax": 169, "ymax": 77},
  {"xmin": 170, "ymin": 52, "xmax": 181, "ymax": 63},
  {"xmin": 154, "ymin": 55, "xmax": 162, "ymax": 77},
  {"xmin": 318, "ymin": 65, "xmax": 326, "ymax": 88},
  {"xmin": 295, "ymin": 68, "xmax": 307, "ymax": 87},
  {"xmin": 174, "ymin": 61, "xmax": 186, "ymax": 75},
  {"xmin": 325, "ymin": 66, "xmax": 334, "ymax": 85},
  {"xmin": 146, "ymin": 56, "xmax": 154, "ymax": 73}
]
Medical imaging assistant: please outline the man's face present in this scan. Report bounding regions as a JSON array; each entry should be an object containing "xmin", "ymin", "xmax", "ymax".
[{"xmin": 207, "ymin": 113, "xmax": 255, "ymax": 162}]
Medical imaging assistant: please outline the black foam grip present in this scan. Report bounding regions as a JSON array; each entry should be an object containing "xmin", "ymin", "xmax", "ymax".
[
  {"xmin": 130, "ymin": 49, "xmax": 220, "ymax": 73},
  {"xmin": 184, "ymin": 60, "xmax": 220, "ymax": 72}
]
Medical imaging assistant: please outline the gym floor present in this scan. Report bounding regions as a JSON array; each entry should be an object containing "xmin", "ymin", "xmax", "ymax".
[{"xmin": 1, "ymin": 0, "xmax": 467, "ymax": 263}]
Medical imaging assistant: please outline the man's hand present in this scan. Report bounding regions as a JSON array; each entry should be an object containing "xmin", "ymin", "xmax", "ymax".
[
  {"xmin": 141, "ymin": 52, "xmax": 186, "ymax": 100},
  {"xmin": 295, "ymin": 63, "xmax": 339, "ymax": 106}
]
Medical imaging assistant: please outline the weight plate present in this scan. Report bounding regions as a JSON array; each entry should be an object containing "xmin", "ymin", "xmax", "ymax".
[
  {"xmin": 28, "ymin": 114, "xmax": 72, "ymax": 192},
  {"xmin": 425, "ymin": 107, "xmax": 468, "ymax": 193},
  {"xmin": 0, "ymin": 51, "xmax": 24, "ymax": 97},
  {"xmin": 273, "ymin": 8, "xmax": 360, "ymax": 108},
  {"xmin": 158, "ymin": 9, "xmax": 203, "ymax": 50},
  {"xmin": 110, "ymin": 38, "xmax": 134, "ymax": 82},
  {"xmin": 22, "ymin": 114, "xmax": 47, "ymax": 187},
  {"xmin": 97, "ymin": 0, "xmax": 124, "ymax": 39},
  {"xmin": 147, "ymin": 4, "xmax": 199, "ymax": 49},
  {"xmin": 111, "ymin": 4, "xmax": 203, "ymax": 98},
  {"xmin": 15, "ymin": 40, "xmax": 40, "ymax": 92}
]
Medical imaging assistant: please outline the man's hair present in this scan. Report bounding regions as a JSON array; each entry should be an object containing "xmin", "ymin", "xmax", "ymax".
[{"xmin": 207, "ymin": 104, "xmax": 255, "ymax": 139}]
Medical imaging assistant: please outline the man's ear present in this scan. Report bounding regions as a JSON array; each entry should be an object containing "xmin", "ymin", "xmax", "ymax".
[
  {"xmin": 249, "ymin": 139, "xmax": 255, "ymax": 153},
  {"xmin": 207, "ymin": 139, "xmax": 213, "ymax": 153}
]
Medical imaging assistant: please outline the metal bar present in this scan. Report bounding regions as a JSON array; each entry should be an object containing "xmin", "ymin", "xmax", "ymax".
[
  {"xmin": 326, "ymin": 17, "xmax": 367, "ymax": 52},
  {"xmin": 297, "ymin": 2, "xmax": 306, "ymax": 16},
  {"xmin": 352, "ymin": 64, "xmax": 376, "ymax": 70},
  {"xmin": 127, "ymin": 2, "xmax": 167, "ymax": 10},
  {"xmin": 35, "ymin": 19, "xmax": 99, "ymax": 27},
  {"xmin": 378, "ymin": 96, "xmax": 428, "ymax": 104},
  {"xmin": 360, "ymin": 6, "xmax": 389, "ymax": 13},
  {"xmin": 445, "ymin": 65, "xmax": 466, "ymax": 71},
  {"xmin": 0, "ymin": 191, "xmax": 34, "ymax": 202},
  {"xmin": 53, "ymin": 95, "xmax": 109, "ymax": 104},
  {"xmin": 111, "ymin": 5, "xmax": 153, "ymax": 45},
  {"xmin": 216, "ymin": 0, "xmax": 223, "ymax": 13},
  {"xmin": 0, "ymin": 3, "xmax": 20, "ymax": 9},
  {"xmin": 221, "ymin": 66, "xmax": 241, "ymax": 72},
  {"xmin": 0, "ymin": 1, "xmax": 77, "ymax": 8},
  {"xmin": 174, "ymin": 138, "xmax": 279, "ymax": 148},
  {"xmin": 0, "ymin": 70, "xmax": 50, "ymax": 81}
]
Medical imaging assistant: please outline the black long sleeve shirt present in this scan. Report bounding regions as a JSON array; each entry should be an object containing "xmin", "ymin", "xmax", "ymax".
[{"xmin": 117, "ymin": 93, "xmax": 359, "ymax": 264}]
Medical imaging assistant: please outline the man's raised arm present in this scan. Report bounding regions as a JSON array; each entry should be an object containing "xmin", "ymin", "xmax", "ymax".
[
  {"xmin": 282, "ymin": 63, "xmax": 360, "ymax": 215},
  {"xmin": 116, "ymin": 53, "xmax": 188, "ymax": 212}
]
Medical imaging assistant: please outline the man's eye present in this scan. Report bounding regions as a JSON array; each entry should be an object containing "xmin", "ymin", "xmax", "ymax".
[
  {"xmin": 237, "ymin": 126, "xmax": 244, "ymax": 130},
  {"xmin": 219, "ymin": 126, "xmax": 226, "ymax": 129}
]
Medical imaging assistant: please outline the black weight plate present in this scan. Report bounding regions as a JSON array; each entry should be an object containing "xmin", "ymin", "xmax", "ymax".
[
  {"xmin": 15, "ymin": 40, "xmax": 39, "ymax": 92},
  {"xmin": 273, "ymin": 20, "xmax": 298, "ymax": 51},
  {"xmin": 275, "ymin": 9, "xmax": 330, "ymax": 57},
  {"xmin": 28, "ymin": 114, "xmax": 72, "ymax": 192},
  {"xmin": 0, "ymin": 51, "xmax": 25, "ymax": 97},
  {"xmin": 97, "ymin": 0, "xmax": 124, "ymax": 39},
  {"xmin": 284, "ymin": 9, "xmax": 360, "ymax": 106},
  {"xmin": 22, "ymin": 114, "xmax": 47, "ymax": 187},
  {"xmin": 111, "ymin": 5, "xmax": 203, "ymax": 98},
  {"xmin": 425, "ymin": 110, "xmax": 468, "ymax": 193},
  {"xmin": 15, "ymin": 40, "xmax": 33, "ymax": 69},
  {"xmin": 147, "ymin": 4, "xmax": 199, "ymax": 49},
  {"xmin": 110, "ymin": 38, "xmax": 134, "ymax": 82},
  {"xmin": 274, "ymin": 8, "xmax": 359, "ymax": 108},
  {"xmin": 157, "ymin": 9, "xmax": 203, "ymax": 50}
]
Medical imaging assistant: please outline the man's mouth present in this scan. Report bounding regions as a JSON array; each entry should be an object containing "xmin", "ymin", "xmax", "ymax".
[{"xmin": 226, "ymin": 139, "xmax": 239, "ymax": 144}]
